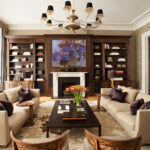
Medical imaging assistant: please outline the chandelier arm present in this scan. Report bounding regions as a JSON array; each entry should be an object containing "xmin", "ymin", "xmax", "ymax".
[{"xmin": 51, "ymin": 16, "xmax": 65, "ymax": 23}]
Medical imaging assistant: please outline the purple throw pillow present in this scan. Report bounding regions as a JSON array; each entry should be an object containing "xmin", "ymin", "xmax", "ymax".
[
  {"xmin": 111, "ymin": 89, "xmax": 127, "ymax": 103},
  {"xmin": 130, "ymin": 99, "xmax": 144, "ymax": 115},
  {"xmin": 0, "ymin": 102, "xmax": 6, "ymax": 110},
  {"xmin": 109, "ymin": 88, "xmax": 122, "ymax": 98},
  {"xmin": 140, "ymin": 101, "xmax": 150, "ymax": 109},
  {"xmin": 18, "ymin": 89, "xmax": 34, "ymax": 103},
  {"xmin": 0, "ymin": 100, "xmax": 13, "ymax": 116}
]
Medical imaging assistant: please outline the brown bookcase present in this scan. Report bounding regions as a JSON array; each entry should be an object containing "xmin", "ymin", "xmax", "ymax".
[
  {"xmin": 92, "ymin": 36, "xmax": 130, "ymax": 94},
  {"xmin": 34, "ymin": 42, "xmax": 45, "ymax": 95},
  {"xmin": 8, "ymin": 42, "xmax": 35, "ymax": 81}
]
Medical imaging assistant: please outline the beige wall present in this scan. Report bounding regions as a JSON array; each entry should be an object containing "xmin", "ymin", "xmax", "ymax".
[{"xmin": 134, "ymin": 22, "xmax": 150, "ymax": 89}]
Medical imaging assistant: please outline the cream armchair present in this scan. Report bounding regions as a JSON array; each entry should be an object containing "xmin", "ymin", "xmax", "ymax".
[{"xmin": 0, "ymin": 88, "xmax": 40, "ymax": 147}]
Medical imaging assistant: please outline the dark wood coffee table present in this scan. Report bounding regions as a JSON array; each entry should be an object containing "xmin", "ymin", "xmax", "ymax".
[{"xmin": 46, "ymin": 100, "xmax": 101, "ymax": 138}]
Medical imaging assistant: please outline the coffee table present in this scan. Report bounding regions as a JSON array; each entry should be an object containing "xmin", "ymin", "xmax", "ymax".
[{"xmin": 46, "ymin": 100, "xmax": 101, "ymax": 138}]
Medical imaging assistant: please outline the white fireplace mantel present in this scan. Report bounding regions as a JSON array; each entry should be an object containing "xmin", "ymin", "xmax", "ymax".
[{"xmin": 51, "ymin": 72, "xmax": 87, "ymax": 98}]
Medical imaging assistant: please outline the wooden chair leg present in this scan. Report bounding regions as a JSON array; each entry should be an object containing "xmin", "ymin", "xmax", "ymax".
[{"xmin": 3, "ymin": 145, "xmax": 7, "ymax": 148}]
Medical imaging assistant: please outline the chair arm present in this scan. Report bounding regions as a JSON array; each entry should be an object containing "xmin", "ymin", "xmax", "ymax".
[
  {"xmin": 101, "ymin": 88, "xmax": 111, "ymax": 95},
  {"xmin": 0, "ymin": 111, "xmax": 10, "ymax": 145},
  {"xmin": 30, "ymin": 89, "xmax": 40, "ymax": 98},
  {"xmin": 135, "ymin": 109, "xmax": 150, "ymax": 144}
]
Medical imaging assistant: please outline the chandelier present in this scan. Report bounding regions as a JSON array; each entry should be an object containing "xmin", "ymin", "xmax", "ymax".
[{"xmin": 41, "ymin": 1, "xmax": 104, "ymax": 32}]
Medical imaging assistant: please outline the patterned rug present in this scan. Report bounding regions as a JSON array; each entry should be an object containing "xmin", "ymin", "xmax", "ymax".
[{"xmin": 4, "ymin": 100, "xmax": 129, "ymax": 150}]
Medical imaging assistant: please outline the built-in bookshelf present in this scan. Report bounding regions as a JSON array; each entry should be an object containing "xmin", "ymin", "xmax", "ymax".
[
  {"xmin": 104, "ymin": 43, "xmax": 127, "ymax": 81},
  {"xmin": 8, "ymin": 42, "xmax": 34, "ymax": 81},
  {"xmin": 35, "ymin": 42, "xmax": 45, "ymax": 94},
  {"xmin": 92, "ymin": 37, "xmax": 129, "ymax": 94}
]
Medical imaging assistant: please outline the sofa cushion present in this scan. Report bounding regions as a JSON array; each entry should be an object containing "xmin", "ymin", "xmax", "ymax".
[
  {"xmin": 0, "ymin": 102, "xmax": 5, "ymax": 110},
  {"xmin": 117, "ymin": 112, "xmax": 136, "ymax": 130},
  {"xmin": 135, "ymin": 93, "xmax": 150, "ymax": 103},
  {"xmin": 8, "ymin": 110, "xmax": 28, "ymax": 133},
  {"xmin": 107, "ymin": 101, "xmax": 130, "ymax": 112},
  {"xmin": 0, "ymin": 100, "xmax": 14, "ymax": 116},
  {"xmin": 121, "ymin": 87, "xmax": 138, "ymax": 104},
  {"xmin": 130, "ymin": 99, "xmax": 144, "ymax": 115},
  {"xmin": 4, "ymin": 86, "xmax": 22, "ymax": 103},
  {"xmin": 109, "ymin": 88, "xmax": 122, "ymax": 98},
  {"xmin": 30, "ymin": 89, "xmax": 40, "ymax": 97},
  {"xmin": 0, "ymin": 92, "xmax": 7, "ymax": 100},
  {"xmin": 140, "ymin": 101, "xmax": 150, "ymax": 109},
  {"xmin": 18, "ymin": 89, "xmax": 34, "ymax": 103},
  {"xmin": 111, "ymin": 89, "xmax": 127, "ymax": 103}
]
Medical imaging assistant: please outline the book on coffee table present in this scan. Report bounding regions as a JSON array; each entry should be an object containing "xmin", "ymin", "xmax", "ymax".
[{"xmin": 62, "ymin": 111, "xmax": 87, "ymax": 121}]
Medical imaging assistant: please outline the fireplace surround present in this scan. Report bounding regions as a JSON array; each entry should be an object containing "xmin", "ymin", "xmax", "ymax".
[{"xmin": 51, "ymin": 72, "xmax": 87, "ymax": 98}]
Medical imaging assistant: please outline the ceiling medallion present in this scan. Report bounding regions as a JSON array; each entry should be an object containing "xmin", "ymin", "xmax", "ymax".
[{"xmin": 41, "ymin": 1, "xmax": 104, "ymax": 32}]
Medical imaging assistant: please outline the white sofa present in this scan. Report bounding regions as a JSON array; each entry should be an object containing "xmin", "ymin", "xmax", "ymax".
[
  {"xmin": 0, "ymin": 87, "xmax": 40, "ymax": 147},
  {"xmin": 101, "ymin": 86, "xmax": 150, "ymax": 144}
]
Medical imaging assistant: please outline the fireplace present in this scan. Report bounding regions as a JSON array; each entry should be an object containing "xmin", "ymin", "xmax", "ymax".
[
  {"xmin": 58, "ymin": 77, "xmax": 80, "ymax": 98},
  {"xmin": 51, "ymin": 72, "xmax": 87, "ymax": 98}
]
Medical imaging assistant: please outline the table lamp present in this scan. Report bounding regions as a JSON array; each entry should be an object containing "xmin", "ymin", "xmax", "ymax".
[{"xmin": 108, "ymin": 70, "xmax": 114, "ymax": 88}]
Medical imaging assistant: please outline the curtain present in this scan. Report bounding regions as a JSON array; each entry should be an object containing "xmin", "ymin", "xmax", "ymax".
[{"xmin": 0, "ymin": 28, "xmax": 4, "ymax": 90}]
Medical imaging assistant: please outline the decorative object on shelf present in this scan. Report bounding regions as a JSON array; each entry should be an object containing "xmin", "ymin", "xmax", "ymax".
[
  {"xmin": 14, "ymin": 71, "xmax": 23, "ymax": 81},
  {"xmin": 107, "ymin": 57, "xmax": 113, "ymax": 62},
  {"xmin": 23, "ymin": 52, "xmax": 31, "ymax": 56},
  {"xmin": 118, "ymin": 58, "xmax": 126, "ymax": 62},
  {"xmin": 110, "ymin": 52, "xmax": 119, "ymax": 56},
  {"xmin": 21, "ymin": 57, "xmax": 27, "ymax": 62},
  {"xmin": 37, "ymin": 45, "xmax": 44, "ymax": 49},
  {"xmin": 66, "ymin": 85, "xmax": 88, "ymax": 107},
  {"xmin": 94, "ymin": 52, "xmax": 101, "ymax": 56},
  {"xmin": 30, "ymin": 43, "xmax": 34, "ymax": 49},
  {"xmin": 108, "ymin": 70, "xmax": 114, "ymax": 88},
  {"xmin": 12, "ymin": 58, "xmax": 19, "ymax": 62},
  {"xmin": 41, "ymin": 1, "xmax": 104, "ymax": 32},
  {"xmin": 37, "ymin": 58, "xmax": 43, "ymax": 62},
  {"xmin": 12, "ymin": 51, "xmax": 18, "ymax": 56},
  {"xmin": 37, "ymin": 52, "xmax": 44, "ymax": 56}
]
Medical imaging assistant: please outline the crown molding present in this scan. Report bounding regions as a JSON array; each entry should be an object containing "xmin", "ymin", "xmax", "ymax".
[{"xmin": 130, "ymin": 8, "xmax": 150, "ymax": 30}]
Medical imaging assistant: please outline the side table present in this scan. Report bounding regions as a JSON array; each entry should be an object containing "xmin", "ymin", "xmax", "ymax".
[
  {"xmin": 96, "ymin": 93, "xmax": 109, "ymax": 111},
  {"xmin": 17, "ymin": 101, "xmax": 34, "ymax": 126}
]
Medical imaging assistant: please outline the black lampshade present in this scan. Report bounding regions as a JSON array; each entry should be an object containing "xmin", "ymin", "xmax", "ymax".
[
  {"xmin": 87, "ymin": 23, "xmax": 92, "ymax": 27},
  {"xmin": 58, "ymin": 24, "xmax": 63, "ymax": 27},
  {"xmin": 65, "ymin": 1, "xmax": 71, "ymax": 7},
  {"xmin": 97, "ymin": 9, "xmax": 103, "ymax": 15},
  {"xmin": 47, "ymin": 20, "xmax": 52, "ymax": 24},
  {"xmin": 41, "ymin": 13, "xmax": 47, "ymax": 18},
  {"xmin": 86, "ymin": 2, "xmax": 93, "ymax": 8},
  {"xmin": 41, "ymin": 13, "xmax": 47, "ymax": 21},
  {"xmin": 47, "ymin": 5, "xmax": 54, "ymax": 11}
]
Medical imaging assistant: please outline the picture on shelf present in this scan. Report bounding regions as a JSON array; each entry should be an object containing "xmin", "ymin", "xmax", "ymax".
[{"xmin": 52, "ymin": 40, "xmax": 86, "ymax": 67}]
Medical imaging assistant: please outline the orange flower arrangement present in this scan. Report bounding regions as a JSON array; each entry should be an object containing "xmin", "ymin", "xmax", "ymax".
[{"xmin": 66, "ymin": 85, "xmax": 88, "ymax": 106}]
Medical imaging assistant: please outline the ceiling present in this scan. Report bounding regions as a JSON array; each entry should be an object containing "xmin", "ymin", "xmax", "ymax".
[{"xmin": 0, "ymin": 0, "xmax": 150, "ymax": 30}]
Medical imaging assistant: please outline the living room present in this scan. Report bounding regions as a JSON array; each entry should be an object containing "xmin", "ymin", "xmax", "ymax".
[{"xmin": 0, "ymin": 0, "xmax": 150, "ymax": 150}]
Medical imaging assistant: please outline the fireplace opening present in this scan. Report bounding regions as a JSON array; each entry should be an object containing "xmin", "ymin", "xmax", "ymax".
[{"xmin": 58, "ymin": 77, "xmax": 80, "ymax": 98}]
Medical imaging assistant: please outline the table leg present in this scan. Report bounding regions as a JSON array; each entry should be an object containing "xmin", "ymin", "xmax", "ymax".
[
  {"xmin": 97, "ymin": 95, "xmax": 100, "ymax": 110},
  {"xmin": 98, "ymin": 126, "xmax": 101, "ymax": 136},
  {"xmin": 47, "ymin": 128, "xmax": 49, "ymax": 138},
  {"xmin": 29, "ymin": 105, "xmax": 34, "ymax": 125}
]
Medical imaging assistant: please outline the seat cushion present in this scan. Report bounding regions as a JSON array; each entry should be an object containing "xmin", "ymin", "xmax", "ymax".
[
  {"xmin": 0, "ymin": 92, "xmax": 7, "ymax": 100},
  {"xmin": 8, "ymin": 110, "xmax": 28, "ymax": 133},
  {"xmin": 117, "ymin": 112, "xmax": 136, "ymax": 130},
  {"xmin": 107, "ymin": 101, "xmax": 130, "ymax": 112}
]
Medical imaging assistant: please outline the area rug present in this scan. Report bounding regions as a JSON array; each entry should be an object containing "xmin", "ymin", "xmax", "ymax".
[{"xmin": 5, "ymin": 100, "xmax": 129, "ymax": 150}]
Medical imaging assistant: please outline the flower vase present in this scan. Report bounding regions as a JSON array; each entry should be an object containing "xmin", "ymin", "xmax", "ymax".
[{"xmin": 75, "ymin": 97, "xmax": 81, "ymax": 107}]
